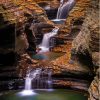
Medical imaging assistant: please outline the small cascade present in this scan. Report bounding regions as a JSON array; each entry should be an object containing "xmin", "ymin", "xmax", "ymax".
[
  {"xmin": 47, "ymin": 69, "xmax": 53, "ymax": 91},
  {"xmin": 18, "ymin": 68, "xmax": 42, "ymax": 96},
  {"xmin": 38, "ymin": 27, "xmax": 59, "ymax": 53},
  {"xmin": 56, "ymin": 0, "xmax": 64, "ymax": 19},
  {"xmin": 32, "ymin": 68, "xmax": 53, "ymax": 91},
  {"xmin": 25, "ymin": 76, "xmax": 32, "ymax": 90},
  {"xmin": 56, "ymin": 0, "xmax": 75, "ymax": 19},
  {"xmin": 52, "ymin": 0, "xmax": 75, "ymax": 24},
  {"xmin": 18, "ymin": 68, "xmax": 53, "ymax": 96}
]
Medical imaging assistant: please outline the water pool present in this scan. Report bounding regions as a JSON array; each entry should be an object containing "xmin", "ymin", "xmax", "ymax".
[
  {"xmin": 32, "ymin": 52, "xmax": 65, "ymax": 61},
  {"xmin": 0, "ymin": 89, "xmax": 87, "ymax": 100},
  {"xmin": 51, "ymin": 19, "xmax": 66, "ymax": 24}
]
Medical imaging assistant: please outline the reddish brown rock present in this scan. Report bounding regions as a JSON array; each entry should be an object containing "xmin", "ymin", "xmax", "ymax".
[{"xmin": 71, "ymin": 0, "xmax": 99, "ymax": 100}]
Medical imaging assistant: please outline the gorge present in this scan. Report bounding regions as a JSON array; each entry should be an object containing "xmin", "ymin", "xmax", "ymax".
[{"xmin": 0, "ymin": 0, "xmax": 99, "ymax": 100}]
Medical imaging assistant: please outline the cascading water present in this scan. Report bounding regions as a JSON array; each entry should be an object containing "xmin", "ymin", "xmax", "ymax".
[
  {"xmin": 18, "ymin": 68, "xmax": 53, "ymax": 96},
  {"xmin": 32, "ymin": 68, "xmax": 53, "ymax": 90},
  {"xmin": 52, "ymin": 0, "xmax": 75, "ymax": 24},
  {"xmin": 25, "ymin": 69, "xmax": 41, "ymax": 89},
  {"xmin": 38, "ymin": 27, "xmax": 59, "ymax": 53},
  {"xmin": 18, "ymin": 68, "xmax": 42, "ymax": 96},
  {"xmin": 47, "ymin": 69, "xmax": 53, "ymax": 91},
  {"xmin": 56, "ymin": 0, "xmax": 64, "ymax": 19},
  {"xmin": 51, "ymin": 0, "xmax": 65, "ymax": 23},
  {"xmin": 25, "ymin": 75, "xmax": 32, "ymax": 90},
  {"xmin": 37, "ymin": 1, "xmax": 75, "ymax": 53},
  {"xmin": 56, "ymin": 0, "xmax": 75, "ymax": 19}
]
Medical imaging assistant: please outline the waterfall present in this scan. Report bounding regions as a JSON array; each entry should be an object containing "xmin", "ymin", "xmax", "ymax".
[
  {"xmin": 47, "ymin": 70, "xmax": 53, "ymax": 91},
  {"xmin": 32, "ymin": 68, "xmax": 53, "ymax": 90},
  {"xmin": 18, "ymin": 68, "xmax": 42, "ymax": 96},
  {"xmin": 56, "ymin": 0, "xmax": 75, "ymax": 19},
  {"xmin": 56, "ymin": 0, "xmax": 64, "ymax": 19},
  {"xmin": 38, "ymin": 27, "xmax": 59, "ymax": 53},
  {"xmin": 24, "ymin": 69, "xmax": 41, "ymax": 90},
  {"xmin": 20, "ymin": 76, "xmax": 34, "ymax": 96},
  {"xmin": 18, "ymin": 68, "xmax": 53, "ymax": 96},
  {"xmin": 25, "ymin": 76, "xmax": 32, "ymax": 90},
  {"xmin": 24, "ymin": 68, "xmax": 53, "ymax": 90}
]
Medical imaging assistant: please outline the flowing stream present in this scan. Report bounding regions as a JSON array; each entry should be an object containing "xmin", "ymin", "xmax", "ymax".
[
  {"xmin": 38, "ymin": 27, "xmax": 59, "ymax": 53},
  {"xmin": 56, "ymin": 0, "xmax": 64, "ymax": 19},
  {"xmin": 52, "ymin": 0, "xmax": 75, "ymax": 25},
  {"xmin": 56, "ymin": 0, "xmax": 75, "ymax": 19},
  {"xmin": 38, "ymin": 0, "xmax": 75, "ymax": 52}
]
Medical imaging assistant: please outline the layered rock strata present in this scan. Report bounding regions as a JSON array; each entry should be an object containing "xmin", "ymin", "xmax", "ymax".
[
  {"xmin": 0, "ymin": 0, "xmax": 54, "ymax": 79},
  {"xmin": 49, "ymin": 0, "xmax": 92, "ymax": 77},
  {"xmin": 71, "ymin": 0, "xmax": 99, "ymax": 99}
]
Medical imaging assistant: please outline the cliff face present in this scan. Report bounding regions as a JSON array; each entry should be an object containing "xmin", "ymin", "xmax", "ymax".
[
  {"xmin": 0, "ymin": 0, "xmax": 55, "ymax": 90},
  {"xmin": 0, "ymin": 0, "xmax": 53, "ymax": 54},
  {"xmin": 72, "ymin": 0, "xmax": 99, "ymax": 100},
  {"xmin": 72, "ymin": 0, "xmax": 99, "ymax": 54},
  {"xmin": 0, "ymin": 0, "xmax": 53, "ymax": 78},
  {"xmin": 0, "ymin": 4, "xmax": 15, "ymax": 53},
  {"xmin": 50, "ymin": 0, "xmax": 91, "ymax": 75}
]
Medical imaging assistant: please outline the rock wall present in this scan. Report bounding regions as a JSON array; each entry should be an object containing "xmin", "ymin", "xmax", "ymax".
[
  {"xmin": 88, "ymin": 68, "xmax": 99, "ymax": 100},
  {"xmin": 50, "ymin": 0, "xmax": 91, "ymax": 76},
  {"xmin": 0, "ymin": 4, "xmax": 16, "ymax": 53},
  {"xmin": 52, "ymin": 0, "xmax": 90, "ymax": 52},
  {"xmin": 0, "ymin": 4, "xmax": 17, "ymax": 78},
  {"xmin": 71, "ymin": 0, "xmax": 99, "ymax": 100},
  {"xmin": 72, "ymin": 0, "xmax": 99, "ymax": 54},
  {"xmin": 0, "ymin": 0, "xmax": 53, "ymax": 77}
]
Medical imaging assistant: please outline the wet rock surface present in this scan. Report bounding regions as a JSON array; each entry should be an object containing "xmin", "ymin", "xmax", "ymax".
[{"xmin": 0, "ymin": 0, "xmax": 99, "ymax": 98}]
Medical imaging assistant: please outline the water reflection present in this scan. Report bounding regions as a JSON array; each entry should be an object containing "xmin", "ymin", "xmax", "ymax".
[
  {"xmin": 0, "ymin": 90, "xmax": 88, "ymax": 100},
  {"xmin": 32, "ymin": 52, "xmax": 65, "ymax": 61}
]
